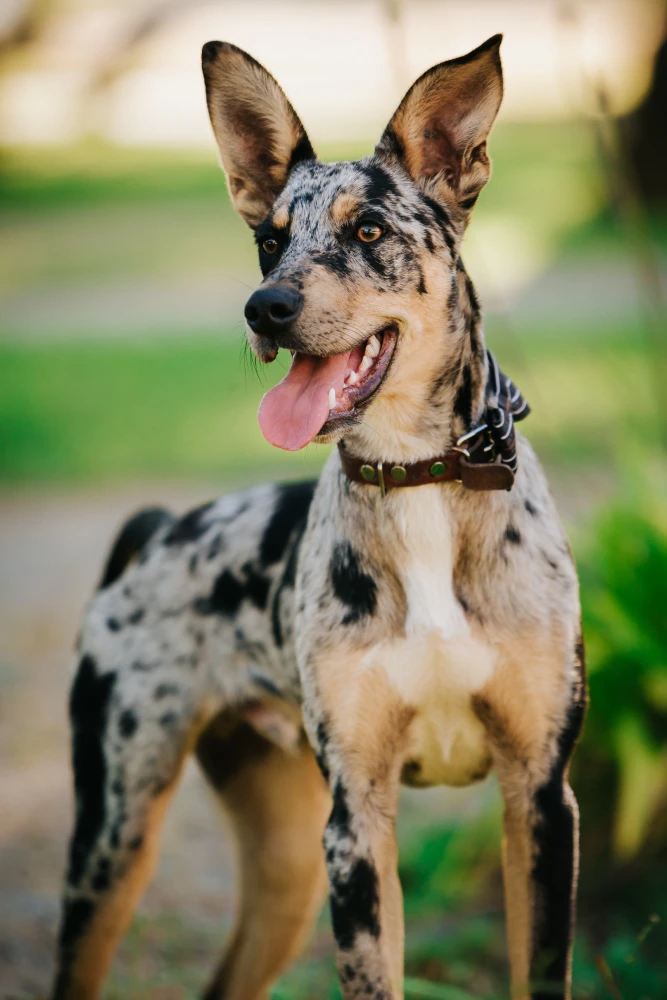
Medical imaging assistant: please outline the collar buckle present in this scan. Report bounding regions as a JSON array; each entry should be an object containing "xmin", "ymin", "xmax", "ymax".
[{"xmin": 376, "ymin": 462, "xmax": 386, "ymax": 498}]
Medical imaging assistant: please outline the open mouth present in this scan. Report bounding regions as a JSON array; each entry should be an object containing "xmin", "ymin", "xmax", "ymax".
[{"xmin": 258, "ymin": 325, "xmax": 398, "ymax": 451}]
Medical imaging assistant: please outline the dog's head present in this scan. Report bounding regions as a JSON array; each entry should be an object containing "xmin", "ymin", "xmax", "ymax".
[{"xmin": 202, "ymin": 37, "xmax": 503, "ymax": 458}]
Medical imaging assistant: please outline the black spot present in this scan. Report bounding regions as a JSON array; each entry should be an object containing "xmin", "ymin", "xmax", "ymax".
[
  {"xmin": 463, "ymin": 267, "xmax": 481, "ymax": 318},
  {"xmin": 402, "ymin": 759, "xmax": 422, "ymax": 782},
  {"xmin": 416, "ymin": 267, "xmax": 427, "ymax": 295},
  {"xmin": 329, "ymin": 779, "xmax": 351, "ymax": 833},
  {"xmin": 453, "ymin": 364, "xmax": 472, "ymax": 426},
  {"xmin": 67, "ymin": 657, "xmax": 116, "ymax": 887},
  {"xmin": 456, "ymin": 592, "xmax": 470, "ymax": 613},
  {"xmin": 419, "ymin": 193, "xmax": 456, "ymax": 252},
  {"xmin": 342, "ymin": 963, "xmax": 357, "ymax": 983},
  {"xmin": 430, "ymin": 359, "xmax": 458, "ymax": 399},
  {"xmin": 287, "ymin": 132, "xmax": 316, "ymax": 173},
  {"xmin": 330, "ymin": 856, "xmax": 381, "ymax": 951},
  {"xmin": 54, "ymin": 896, "xmax": 94, "ymax": 990},
  {"xmin": 199, "ymin": 569, "xmax": 244, "ymax": 616},
  {"xmin": 377, "ymin": 124, "xmax": 404, "ymax": 161},
  {"xmin": 118, "ymin": 709, "xmax": 138, "ymax": 739},
  {"xmin": 159, "ymin": 711, "xmax": 178, "ymax": 728},
  {"xmin": 127, "ymin": 608, "xmax": 144, "ymax": 625},
  {"xmin": 289, "ymin": 190, "xmax": 314, "ymax": 213},
  {"xmin": 207, "ymin": 533, "xmax": 223, "ymax": 561},
  {"xmin": 154, "ymin": 683, "xmax": 179, "ymax": 700},
  {"xmin": 270, "ymin": 522, "xmax": 306, "ymax": 648},
  {"xmin": 189, "ymin": 553, "xmax": 198, "ymax": 576},
  {"xmin": 260, "ymin": 481, "xmax": 315, "ymax": 566},
  {"xmin": 530, "ymin": 687, "xmax": 586, "ymax": 995},
  {"xmin": 132, "ymin": 658, "xmax": 160, "ymax": 672},
  {"xmin": 505, "ymin": 525, "xmax": 522, "ymax": 545},
  {"xmin": 359, "ymin": 160, "xmax": 401, "ymax": 204},
  {"xmin": 233, "ymin": 629, "xmax": 266, "ymax": 662},
  {"xmin": 242, "ymin": 563, "xmax": 271, "ymax": 610},
  {"xmin": 250, "ymin": 673, "xmax": 283, "ymax": 698},
  {"xmin": 91, "ymin": 856, "xmax": 111, "ymax": 893},
  {"xmin": 111, "ymin": 779, "xmax": 124, "ymax": 796},
  {"xmin": 271, "ymin": 589, "xmax": 284, "ymax": 648},
  {"xmin": 106, "ymin": 617, "xmax": 121, "ymax": 633},
  {"xmin": 525, "ymin": 499, "xmax": 538, "ymax": 516},
  {"xmin": 163, "ymin": 501, "xmax": 214, "ymax": 545},
  {"xmin": 99, "ymin": 507, "xmax": 174, "ymax": 589},
  {"xmin": 313, "ymin": 246, "xmax": 351, "ymax": 278},
  {"xmin": 330, "ymin": 542, "xmax": 378, "ymax": 625},
  {"xmin": 128, "ymin": 834, "xmax": 144, "ymax": 851},
  {"xmin": 315, "ymin": 719, "xmax": 331, "ymax": 783},
  {"xmin": 197, "ymin": 721, "xmax": 272, "ymax": 791},
  {"xmin": 359, "ymin": 244, "xmax": 387, "ymax": 279}
]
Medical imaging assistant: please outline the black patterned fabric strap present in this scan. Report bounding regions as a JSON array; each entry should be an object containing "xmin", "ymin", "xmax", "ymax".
[{"xmin": 465, "ymin": 350, "xmax": 530, "ymax": 474}]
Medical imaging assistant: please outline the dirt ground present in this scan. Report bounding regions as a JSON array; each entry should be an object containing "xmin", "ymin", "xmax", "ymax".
[{"xmin": 0, "ymin": 474, "xmax": 610, "ymax": 997}]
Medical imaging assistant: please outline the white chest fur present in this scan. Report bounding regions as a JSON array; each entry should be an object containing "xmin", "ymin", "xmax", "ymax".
[{"xmin": 376, "ymin": 489, "xmax": 495, "ymax": 787}]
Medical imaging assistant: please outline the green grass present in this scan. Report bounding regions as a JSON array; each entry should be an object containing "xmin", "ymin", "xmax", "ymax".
[
  {"xmin": 0, "ymin": 325, "xmax": 659, "ymax": 486},
  {"xmin": 0, "ymin": 333, "xmax": 332, "ymax": 484}
]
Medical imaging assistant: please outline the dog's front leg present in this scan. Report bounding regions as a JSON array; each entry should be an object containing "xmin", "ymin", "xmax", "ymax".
[
  {"xmin": 473, "ymin": 642, "xmax": 586, "ymax": 1000},
  {"xmin": 305, "ymin": 654, "xmax": 415, "ymax": 1000}
]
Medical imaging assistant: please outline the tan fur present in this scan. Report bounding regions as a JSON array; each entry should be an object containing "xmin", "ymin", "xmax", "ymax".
[
  {"xmin": 58, "ymin": 777, "xmax": 183, "ymax": 1000},
  {"xmin": 330, "ymin": 266, "xmax": 470, "ymax": 462},
  {"xmin": 382, "ymin": 36, "xmax": 502, "ymax": 213},
  {"xmin": 473, "ymin": 630, "xmax": 573, "ymax": 780},
  {"xmin": 198, "ymin": 719, "xmax": 330, "ymax": 1000},
  {"xmin": 315, "ymin": 653, "xmax": 415, "ymax": 996},
  {"xmin": 203, "ymin": 43, "xmax": 311, "ymax": 227},
  {"xmin": 330, "ymin": 191, "xmax": 361, "ymax": 226},
  {"xmin": 470, "ymin": 633, "xmax": 579, "ymax": 1000},
  {"xmin": 272, "ymin": 202, "xmax": 290, "ymax": 229}
]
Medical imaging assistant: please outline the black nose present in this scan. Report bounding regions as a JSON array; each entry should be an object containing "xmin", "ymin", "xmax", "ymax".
[{"xmin": 244, "ymin": 285, "xmax": 303, "ymax": 338}]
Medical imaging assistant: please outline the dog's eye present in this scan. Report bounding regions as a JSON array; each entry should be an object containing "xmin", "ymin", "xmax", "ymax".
[
  {"xmin": 262, "ymin": 238, "xmax": 279, "ymax": 254},
  {"xmin": 356, "ymin": 224, "xmax": 383, "ymax": 243}
]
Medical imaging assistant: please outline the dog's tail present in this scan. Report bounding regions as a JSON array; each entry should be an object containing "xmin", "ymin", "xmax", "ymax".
[{"xmin": 99, "ymin": 507, "xmax": 175, "ymax": 589}]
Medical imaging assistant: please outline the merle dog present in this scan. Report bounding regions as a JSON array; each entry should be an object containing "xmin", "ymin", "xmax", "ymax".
[{"xmin": 52, "ymin": 35, "xmax": 585, "ymax": 1000}]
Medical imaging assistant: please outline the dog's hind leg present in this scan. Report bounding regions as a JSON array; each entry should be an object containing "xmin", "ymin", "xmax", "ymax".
[
  {"xmin": 52, "ymin": 652, "xmax": 211, "ymax": 1000},
  {"xmin": 196, "ymin": 714, "xmax": 331, "ymax": 1000}
]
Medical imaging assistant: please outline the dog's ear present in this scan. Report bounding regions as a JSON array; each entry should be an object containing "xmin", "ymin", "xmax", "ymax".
[
  {"xmin": 202, "ymin": 41, "xmax": 315, "ymax": 228},
  {"xmin": 375, "ymin": 35, "xmax": 503, "ymax": 216}
]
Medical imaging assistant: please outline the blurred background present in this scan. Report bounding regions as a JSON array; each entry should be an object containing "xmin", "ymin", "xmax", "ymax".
[{"xmin": 2, "ymin": 0, "xmax": 667, "ymax": 997}]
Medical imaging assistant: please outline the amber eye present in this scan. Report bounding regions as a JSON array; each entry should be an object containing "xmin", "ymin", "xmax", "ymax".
[
  {"xmin": 356, "ymin": 223, "xmax": 383, "ymax": 243},
  {"xmin": 262, "ymin": 238, "xmax": 279, "ymax": 254}
]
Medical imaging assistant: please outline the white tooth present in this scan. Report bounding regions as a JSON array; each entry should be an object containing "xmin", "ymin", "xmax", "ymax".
[
  {"xmin": 346, "ymin": 370, "xmax": 359, "ymax": 385},
  {"xmin": 328, "ymin": 388, "xmax": 336, "ymax": 410},
  {"xmin": 365, "ymin": 335, "xmax": 381, "ymax": 358},
  {"xmin": 359, "ymin": 355, "xmax": 373, "ymax": 373}
]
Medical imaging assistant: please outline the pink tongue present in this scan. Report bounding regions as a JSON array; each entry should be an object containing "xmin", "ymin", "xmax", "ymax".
[{"xmin": 258, "ymin": 351, "xmax": 352, "ymax": 451}]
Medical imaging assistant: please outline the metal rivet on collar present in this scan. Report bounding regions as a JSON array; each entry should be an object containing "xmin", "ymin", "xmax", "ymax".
[
  {"xmin": 360, "ymin": 464, "xmax": 376, "ymax": 482},
  {"xmin": 429, "ymin": 461, "xmax": 447, "ymax": 477},
  {"xmin": 390, "ymin": 465, "xmax": 407, "ymax": 481}
]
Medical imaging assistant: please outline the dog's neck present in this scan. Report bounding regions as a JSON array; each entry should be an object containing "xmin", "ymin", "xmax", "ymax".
[{"xmin": 341, "ymin": 258, "xmax": 489, "ymax": 465}]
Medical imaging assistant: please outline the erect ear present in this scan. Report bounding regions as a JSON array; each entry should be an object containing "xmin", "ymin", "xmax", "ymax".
[
  {"xmin": 375, "ymin": 35, "xmax": 503, "ymax": 216},
  {"xmin": 202, "ymin": 41, "xmax": 315, "ymax": 228}
]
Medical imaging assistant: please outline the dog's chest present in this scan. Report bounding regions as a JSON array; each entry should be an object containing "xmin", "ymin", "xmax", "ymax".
[{"xmin": 380, "ymin": 490, "xmax": 494, "ymax": 787}]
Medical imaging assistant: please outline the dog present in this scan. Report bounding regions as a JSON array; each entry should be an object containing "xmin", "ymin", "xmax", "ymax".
[{"xmin": 51, "ymin": 35, "xmax": 586, "ymax": 1000}]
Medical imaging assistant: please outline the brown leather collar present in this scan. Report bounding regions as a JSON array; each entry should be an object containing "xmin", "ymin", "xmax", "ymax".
[
  {"xmin": 337, "ymin": 351, "xmax": 530, "ymax": 495},
  {"xmin": 338, "ymin": 443, "xmax": 514, "ymax": 494}
]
